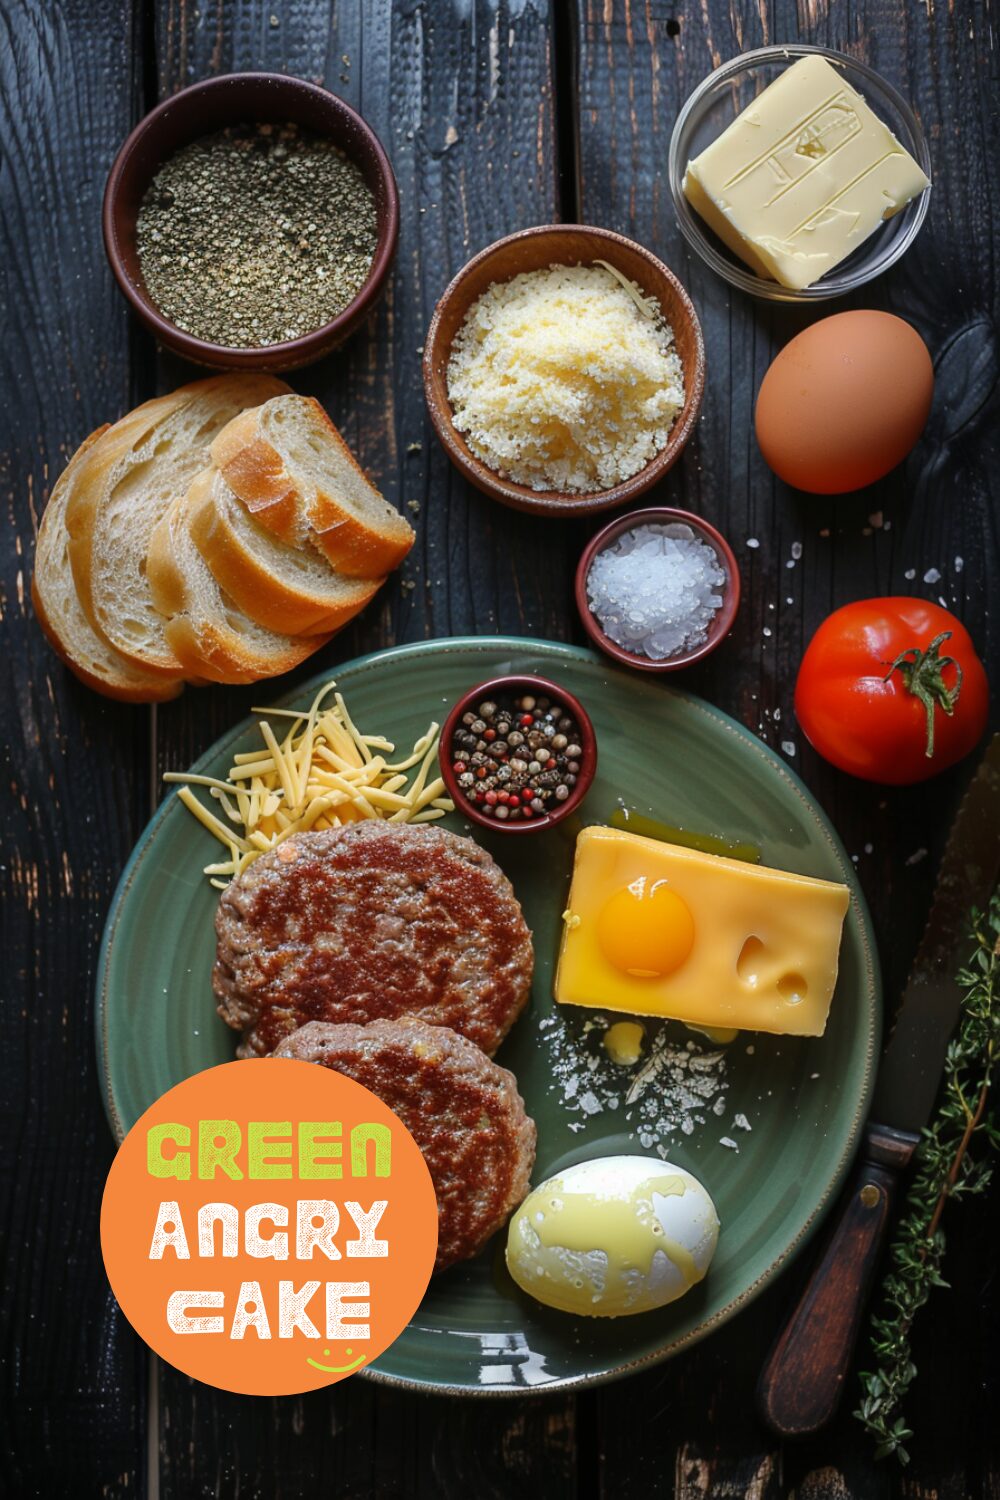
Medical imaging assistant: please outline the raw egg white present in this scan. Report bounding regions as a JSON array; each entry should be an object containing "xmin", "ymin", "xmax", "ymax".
[{"xmin": 506, "ymin": 1155, "xmax": 719, "ymax": 1317}]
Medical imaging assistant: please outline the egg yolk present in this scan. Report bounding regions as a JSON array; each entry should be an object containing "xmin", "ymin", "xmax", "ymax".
[{"xmin": 597, "ymin": 877, "xmax": 695, "ymax": 978}]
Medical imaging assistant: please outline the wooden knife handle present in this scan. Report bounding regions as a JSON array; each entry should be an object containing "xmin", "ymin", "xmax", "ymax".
[{"xmin": 757, "ymin": 1135, "xmax": 906, "ymax": 1438}]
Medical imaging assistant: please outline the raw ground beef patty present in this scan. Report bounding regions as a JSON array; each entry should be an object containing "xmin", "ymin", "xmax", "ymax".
[
  {"xmin": 213, "ymin": 821, "xmax": 534, "ymax": 1057},
  {"xmin": 273, "ymin": 1018, "xmax": 537, "ymax": 1271}
]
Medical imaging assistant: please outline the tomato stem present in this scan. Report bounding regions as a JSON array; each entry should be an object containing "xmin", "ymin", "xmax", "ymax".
[{"xmin": 883, "ymin": 631, "xmax": 963, "ymax": 759}]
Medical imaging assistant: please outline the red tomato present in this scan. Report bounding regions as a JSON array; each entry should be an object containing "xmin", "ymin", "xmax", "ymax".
[{"xmin": 795, "ymin": 599, "xmax": 989, "ymax": 784}]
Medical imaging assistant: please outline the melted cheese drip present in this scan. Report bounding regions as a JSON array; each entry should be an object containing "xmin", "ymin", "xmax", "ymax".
[
  {"xmin": 603, "ymin": 1021, "xmax": 646, "ymax": 1065},
  {"xmin": 532, "ymin": 1176, "xmax": 695, "ymax": 1289}
]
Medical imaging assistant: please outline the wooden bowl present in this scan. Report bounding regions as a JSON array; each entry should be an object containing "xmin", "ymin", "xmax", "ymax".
[
  {"xmin": 422, "ymin": 225, "xmax": 705, "ymax": 517},
  {"xmin": 439, "ymin": 674, "xmax": 597, "ymax": 834},
  {"xmin": 103, "ymin": 73, "xmax": 399, "ymax": 372},
  {"xmin": 575, "ymin": 507, "xmax": 741, "ymax": 672}
]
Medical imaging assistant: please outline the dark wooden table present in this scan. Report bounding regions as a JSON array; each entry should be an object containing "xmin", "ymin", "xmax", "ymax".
[{"xmin": 3, "ymin": 1, "xmax": 998, "ymax": 1495}]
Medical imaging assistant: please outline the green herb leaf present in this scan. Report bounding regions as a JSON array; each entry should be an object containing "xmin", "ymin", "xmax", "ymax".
[{"xmin": 854, "ymin": 889, "xmax": 1000, "ymax": 1463}]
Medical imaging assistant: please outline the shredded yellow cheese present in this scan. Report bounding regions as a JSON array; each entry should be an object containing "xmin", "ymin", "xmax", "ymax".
[{"xmin": 166, "ymin": 679, "xmax": 454, "ymax": 886}]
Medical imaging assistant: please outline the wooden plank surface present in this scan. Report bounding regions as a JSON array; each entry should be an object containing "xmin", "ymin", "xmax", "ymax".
[
  {"xmin": 574, "ymin": 1, "xmax": 1000, "ymax": 1495},
  {"xmin": 0, "ymin": 2, "xmax": 147, "ymax": 1494},
  {"xmin": 2, "ymin": 0, "xmax": 998, "ymax": 1495}
]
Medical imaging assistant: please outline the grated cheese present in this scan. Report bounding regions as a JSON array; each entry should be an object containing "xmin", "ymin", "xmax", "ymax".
[
  {"xmin": 446, "ymin": 263, "xmax": 685, "ymax": 494},
  {"xmin": 166, "ymin": 679, "xmax": 454, "ymax": 886}
]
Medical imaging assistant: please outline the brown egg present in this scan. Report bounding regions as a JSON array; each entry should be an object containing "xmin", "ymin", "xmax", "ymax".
[{"xmin": 755, "ymin": 312, "xmax": 934, "ymax": 494}]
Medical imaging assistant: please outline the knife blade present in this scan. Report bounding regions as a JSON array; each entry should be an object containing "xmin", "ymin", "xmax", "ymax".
[
  {"xmin": 759, "ymin": 734, "xmax": 1000, "ymax": 1438},
  {"xmin": 870, "ymin": 733, "xmax": 1000, "ymax": 1138}
]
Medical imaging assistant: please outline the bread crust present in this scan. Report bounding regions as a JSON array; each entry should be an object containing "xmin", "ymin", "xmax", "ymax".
[
  {"xmin": 30, "ymin": 574, "xmax": 184, "ymax": 702},
  {"xmin": 185, "ymin": 468, "xmax": 384, "ymax": 636},
  {"xmin": 211, "ymin": 396, "xmax": 415, "ymax": 578},
  {"xmin": 64, "ymin": 374, "xmax": 290, "ymax": 676},
  {"xmin": 32, "ymin": 425, "xmax": 184, "ymax": 702},
  {"xmin": 147, "ymin": 491, "xmax": 331, "ymax": 683}
]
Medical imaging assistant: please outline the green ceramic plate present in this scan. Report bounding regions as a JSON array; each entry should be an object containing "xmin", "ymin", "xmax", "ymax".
[{"xmin": 97, "ymin": 637, "xmax": 879, "ymax": 1395}]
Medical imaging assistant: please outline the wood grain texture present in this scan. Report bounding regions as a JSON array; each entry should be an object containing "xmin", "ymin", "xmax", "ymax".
[
  {"xmin": 149, "ymin": 3, "xmax": 577, "ymax": 1496},
  {"xmin": 574, "ymin": 0, "xmax": 1000, "ymax": 1494},
  {"xmin": 3, "ymin": 0, "xmax": 998, "ymax": 1495},
  {"xmin": 0, "ymin": 2, "xmax": 148, "ymax": 1496}
]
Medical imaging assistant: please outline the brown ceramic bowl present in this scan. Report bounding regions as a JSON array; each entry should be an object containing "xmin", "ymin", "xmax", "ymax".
[
  {"xmin": 439, "ymin": 674, "xmax": 597, "ymax": 835},
  {"xmin": 575, "ymin": 507, "xmax": 741, "ymax": 672},
  {"xmin": 422, "ymin": 224, "xmax": 705, "ymax": 517},
  {"xmin": 103, "ymin": 73, "xmax": 399, "ymax": 371}
]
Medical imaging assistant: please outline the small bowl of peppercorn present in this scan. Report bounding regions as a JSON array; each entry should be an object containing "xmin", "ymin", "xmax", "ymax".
[
  {"xmin": 440, "ymin": 675, "xmax": 597, "ymax": 835},
  {"xmin": 103, "ymin": 72, "xmax": 399, "ymax": 371}
]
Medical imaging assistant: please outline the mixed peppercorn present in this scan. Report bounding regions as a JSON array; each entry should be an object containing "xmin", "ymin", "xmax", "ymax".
[{"xmin": 448, "ymin": 693, "xmax": 584, "ymax": 822}]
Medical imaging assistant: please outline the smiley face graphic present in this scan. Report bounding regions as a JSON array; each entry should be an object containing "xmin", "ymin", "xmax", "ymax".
[{"xmin": 306, "ymin": 1346, "xmax": 367, "ymax": 1375}]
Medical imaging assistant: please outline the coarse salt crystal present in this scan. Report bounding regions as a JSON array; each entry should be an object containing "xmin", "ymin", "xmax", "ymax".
[{"xmin": 587, "ymin": 523, "xmax": 726, "ymax": 661}]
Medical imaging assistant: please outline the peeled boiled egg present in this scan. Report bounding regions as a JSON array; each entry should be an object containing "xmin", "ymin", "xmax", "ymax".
[
  {"xmin": 755, "ymin": 311, "xmax": 933, "ymax": 493},
  {"xmin": 506, "ymin": 1155, "xmax": 719, "ymax": 1317}
]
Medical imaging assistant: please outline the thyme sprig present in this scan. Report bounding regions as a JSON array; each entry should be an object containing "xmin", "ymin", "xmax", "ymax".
[{"xmin": 855, "ymin": 889, "xmax": 1000, "ymax": 1464}]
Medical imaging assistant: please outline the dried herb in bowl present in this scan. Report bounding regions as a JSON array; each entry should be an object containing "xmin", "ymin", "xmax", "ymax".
[{"xmin": 136, "ymin": 122, "xmax": 377, "ymax": 348}]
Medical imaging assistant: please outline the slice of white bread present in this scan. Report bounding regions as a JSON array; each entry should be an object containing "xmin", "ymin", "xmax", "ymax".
[
  {"xmin": 146, "ymin": 488, "xmax": 330, "ymax": 685},
  {"xmin": 65, "ymin": 374, "xmax": 290, "ymax": 676},
  {"xmin": 32, "ymin": 427, "xmax": 184, "ymax": 703},
  {"xmin": 185, "ymin": 467, "xmax": 385, "ymax": 636},
  {"xmin": 210, "ymin": 394, "xmax": 414, "ymax": 577}
]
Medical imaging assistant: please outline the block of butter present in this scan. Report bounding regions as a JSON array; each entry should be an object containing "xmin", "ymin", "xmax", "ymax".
[
  {"xmin": 682, "ymin": 55, "xmax": 930, "ymax": 291},
  {"xmin": 555, "ymin": 825, "xmax": 850, "ymax": 1036}
]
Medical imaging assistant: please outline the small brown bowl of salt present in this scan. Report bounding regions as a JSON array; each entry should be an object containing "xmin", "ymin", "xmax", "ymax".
[
  {"xmin": 423, "ymin": 225, "xmax": 705, "ymax": 517},
  {"xmin": 103, "ymin": 73, "xmax": 399, "ymax": 371},
  {"xmin": 575, "ymin": 507, "xmax": 741, "ymax": 672}
]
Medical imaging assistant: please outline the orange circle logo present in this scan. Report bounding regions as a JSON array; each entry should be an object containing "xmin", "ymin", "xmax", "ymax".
[{"xmin": 101, "ymin": 1059, "xmax": 438, "ymax": 1395}]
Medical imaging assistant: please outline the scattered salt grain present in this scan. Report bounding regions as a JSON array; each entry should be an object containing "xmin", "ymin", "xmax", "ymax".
[
  {"xmin": 790, "ymin": 541, "xmax": 803, "ymax": 560},
  {"xmin": 587, "ymin": 523, "xmax": 726, "ymax": 661},
  {"xmin": 955, "ymin": 556, "xmax": 964, "ymax": 573},
  {"xmin": 733, "ymin": 1113, "xmax": 752, "ymax": 1132},
  {"xmin": 720, "ymin": 1136, "xmax": 740, "ymax": 1152},
  {"xmin": 746, "ymin": 537, "xmax": 760, "ymax": 549},
  {"xmin": 904, "ymin": 567, "xmax": 917, "ymax": 581},
  {"xmin": 781, "ymin": 740, "xmax": 796, "ymax": 756},
  {"xmin": 541, "ymin": 1011, "xmax": 729, "ymax": 1144},
  {"xmin": 924, "ymin": 567, "xmax": 942, "ymax": 584}
]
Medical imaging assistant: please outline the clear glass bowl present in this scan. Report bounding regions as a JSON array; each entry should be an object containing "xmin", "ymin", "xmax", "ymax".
[{"xmin": 668, "ymin": 44, "xmax": 932, "ymax": 303}]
